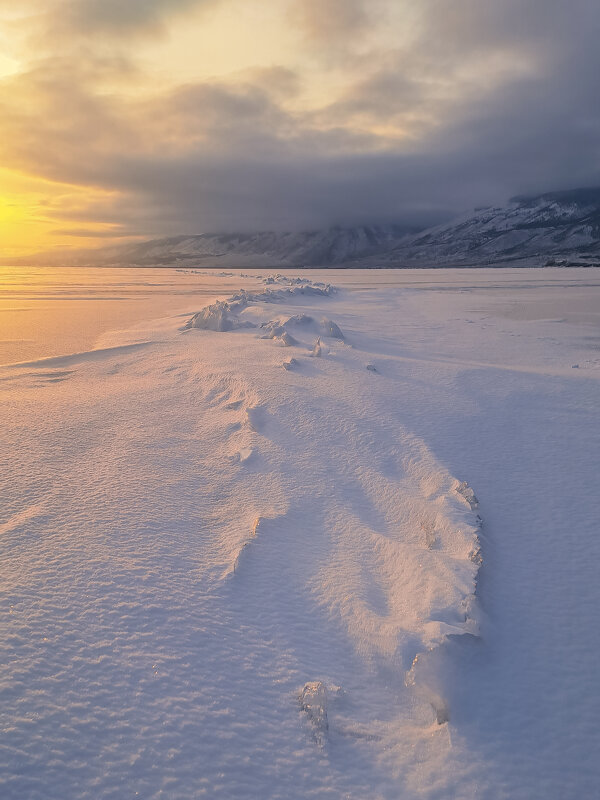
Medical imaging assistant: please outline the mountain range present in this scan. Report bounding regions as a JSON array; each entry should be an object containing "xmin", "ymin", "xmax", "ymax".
[
  {"xmin": 355, "ymin": 187, "xmax": 600, "ymax": 269},
  {"xmin": 10, "ymin": 186, "xmax": 600, "ymax": 268},
  {"xmin": 92, "ymin": 223, "xmax": 417, "ymax": 269}
]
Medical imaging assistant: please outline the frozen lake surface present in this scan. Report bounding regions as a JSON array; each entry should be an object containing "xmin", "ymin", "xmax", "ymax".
[{"xmin": 1, "ymin": 267, "xmax": 599, "ymax": 798}]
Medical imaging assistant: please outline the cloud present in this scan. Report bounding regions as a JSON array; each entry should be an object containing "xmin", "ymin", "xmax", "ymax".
[
  {"xmin": 63, "ymin": 0, "xmax": 209, "ymax": 35},
  {"xmin": 291, "ymin": 0, "xmax": 371, "ymax": 42},
  {"xmin": 0, "ymin": 0, "xmax": 215, "ymax": 38},
  {"xmin": 1, "ymin": 0, "xmax": 600, "ymax": 244},
  {"xmin": 50, "ymin": 227, "xmax": 138, "ymax": 238}
]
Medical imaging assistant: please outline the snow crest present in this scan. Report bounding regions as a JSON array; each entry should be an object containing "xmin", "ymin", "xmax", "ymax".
[
  {"xmin": 3, "ymin": 267, "xmax": 597, "ymax": 800},
  {"xmin": 1, "ymin": 271, "xmax": 496, "ymax": 798},
  {"xmin": 183, "ymin": 275, "xmax": 483, "ymax": 737},
  {"xmin": 184, "ymin": 276, "xmax": 334, "ymax": 332}
]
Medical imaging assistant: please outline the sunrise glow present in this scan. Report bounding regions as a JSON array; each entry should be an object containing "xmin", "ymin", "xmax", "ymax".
[
  {"xmin": 2, "ymin": 4, "xmax": 599, "ymax": 798},
  {"xmin": 3, "ymin": 0, "xmax": 594, "ymax": 262}
]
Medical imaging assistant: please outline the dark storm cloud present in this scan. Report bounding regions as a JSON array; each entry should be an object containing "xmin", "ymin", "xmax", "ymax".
[{"xmin": 2, "ymin": 0, "xmax": 600, "ymax": 236}]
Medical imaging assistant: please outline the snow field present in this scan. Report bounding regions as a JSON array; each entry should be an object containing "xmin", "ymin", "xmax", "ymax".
[{"xmin": 1, "ymin": 268, "xmax": 599, "ymax": 798}]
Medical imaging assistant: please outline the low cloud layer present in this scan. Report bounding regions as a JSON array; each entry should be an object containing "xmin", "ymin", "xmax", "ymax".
[{"xmin": 1, "ymin": 0, "xmax": 599, "ymax": 247}]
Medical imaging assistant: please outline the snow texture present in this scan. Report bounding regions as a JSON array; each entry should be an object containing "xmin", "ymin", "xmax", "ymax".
[{"xmin": 1, "ymin": 267, "xmax": 599, "ymax": 799}]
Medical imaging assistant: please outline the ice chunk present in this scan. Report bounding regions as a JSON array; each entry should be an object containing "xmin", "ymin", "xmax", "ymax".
[
  {"xmin": 456, "ymin": 481, "xmax": 479, "ymax": 509},
  {"xmin": 322, "ymin": 319, "xmax": 344, "ymax": 340},
  {"xmin": 185, "ymin": 300, "xmax": 255, "ymax": 332},
  {"xmin": 299, "ymin": 681, "xmax": 329, "ymax": 746}
]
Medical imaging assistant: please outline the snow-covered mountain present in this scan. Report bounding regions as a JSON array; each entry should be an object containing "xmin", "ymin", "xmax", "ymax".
[
  {"xmin": 11, "ymin": 186, "xmax": 600, "ymax": 268},
  {"xmin": 354, "ymin": 187, "xmax": 600, "ymax": 268},
  {"xmin": 98, "ymin": 187, "xmax": 600, "ymax": 268},
  {"xmin": 93, "ymin": 225, "xmax": 417, "ymax": 268}
]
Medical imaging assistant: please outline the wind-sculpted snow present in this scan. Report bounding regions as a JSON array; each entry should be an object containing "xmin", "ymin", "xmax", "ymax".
[
  {"xmin": 182, "ymin": 275, "xmax": 483, "ymax": 750},
  {"xmin": 205, "ymin": 382, "xmax": 482, "ymax": 758},
  {"xmin": 260, "ymin": 315, "xmax": 345, "ymax": 346},
  {"xmin": 184, "ymin": 277, "xmax": 338, "ymax": 350},
  {"xmin": 184, "ymin": 276, "xmax": 334, "ymax": 332},
  {"xmin": 3, "ymin": 268, "xmax": 599, "ymax": 799},
  {"xmin": 182, "ymin": 299, "xmax": 256, "ymax": 332}
]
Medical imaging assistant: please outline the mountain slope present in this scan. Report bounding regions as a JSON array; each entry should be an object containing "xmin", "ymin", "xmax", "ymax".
[
  {"xmin": 107, "ymin": 187, "xmax": 600, "ymax": 268},
  {"xmin": 355, "ymin": 187, "xmax": 600, "ymax": 267},
  {"xmin": 8, "ymin": 186, "xmax": 600, "ymax": 268},
  {"xmin": 93, "ymin": 225, "xmax": 417, "ymax": 268}
]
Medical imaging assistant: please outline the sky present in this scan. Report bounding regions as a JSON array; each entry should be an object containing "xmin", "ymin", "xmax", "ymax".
[{"xmin": 0, "ymin": 0, "xmax": 599, "ymax": 257}]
